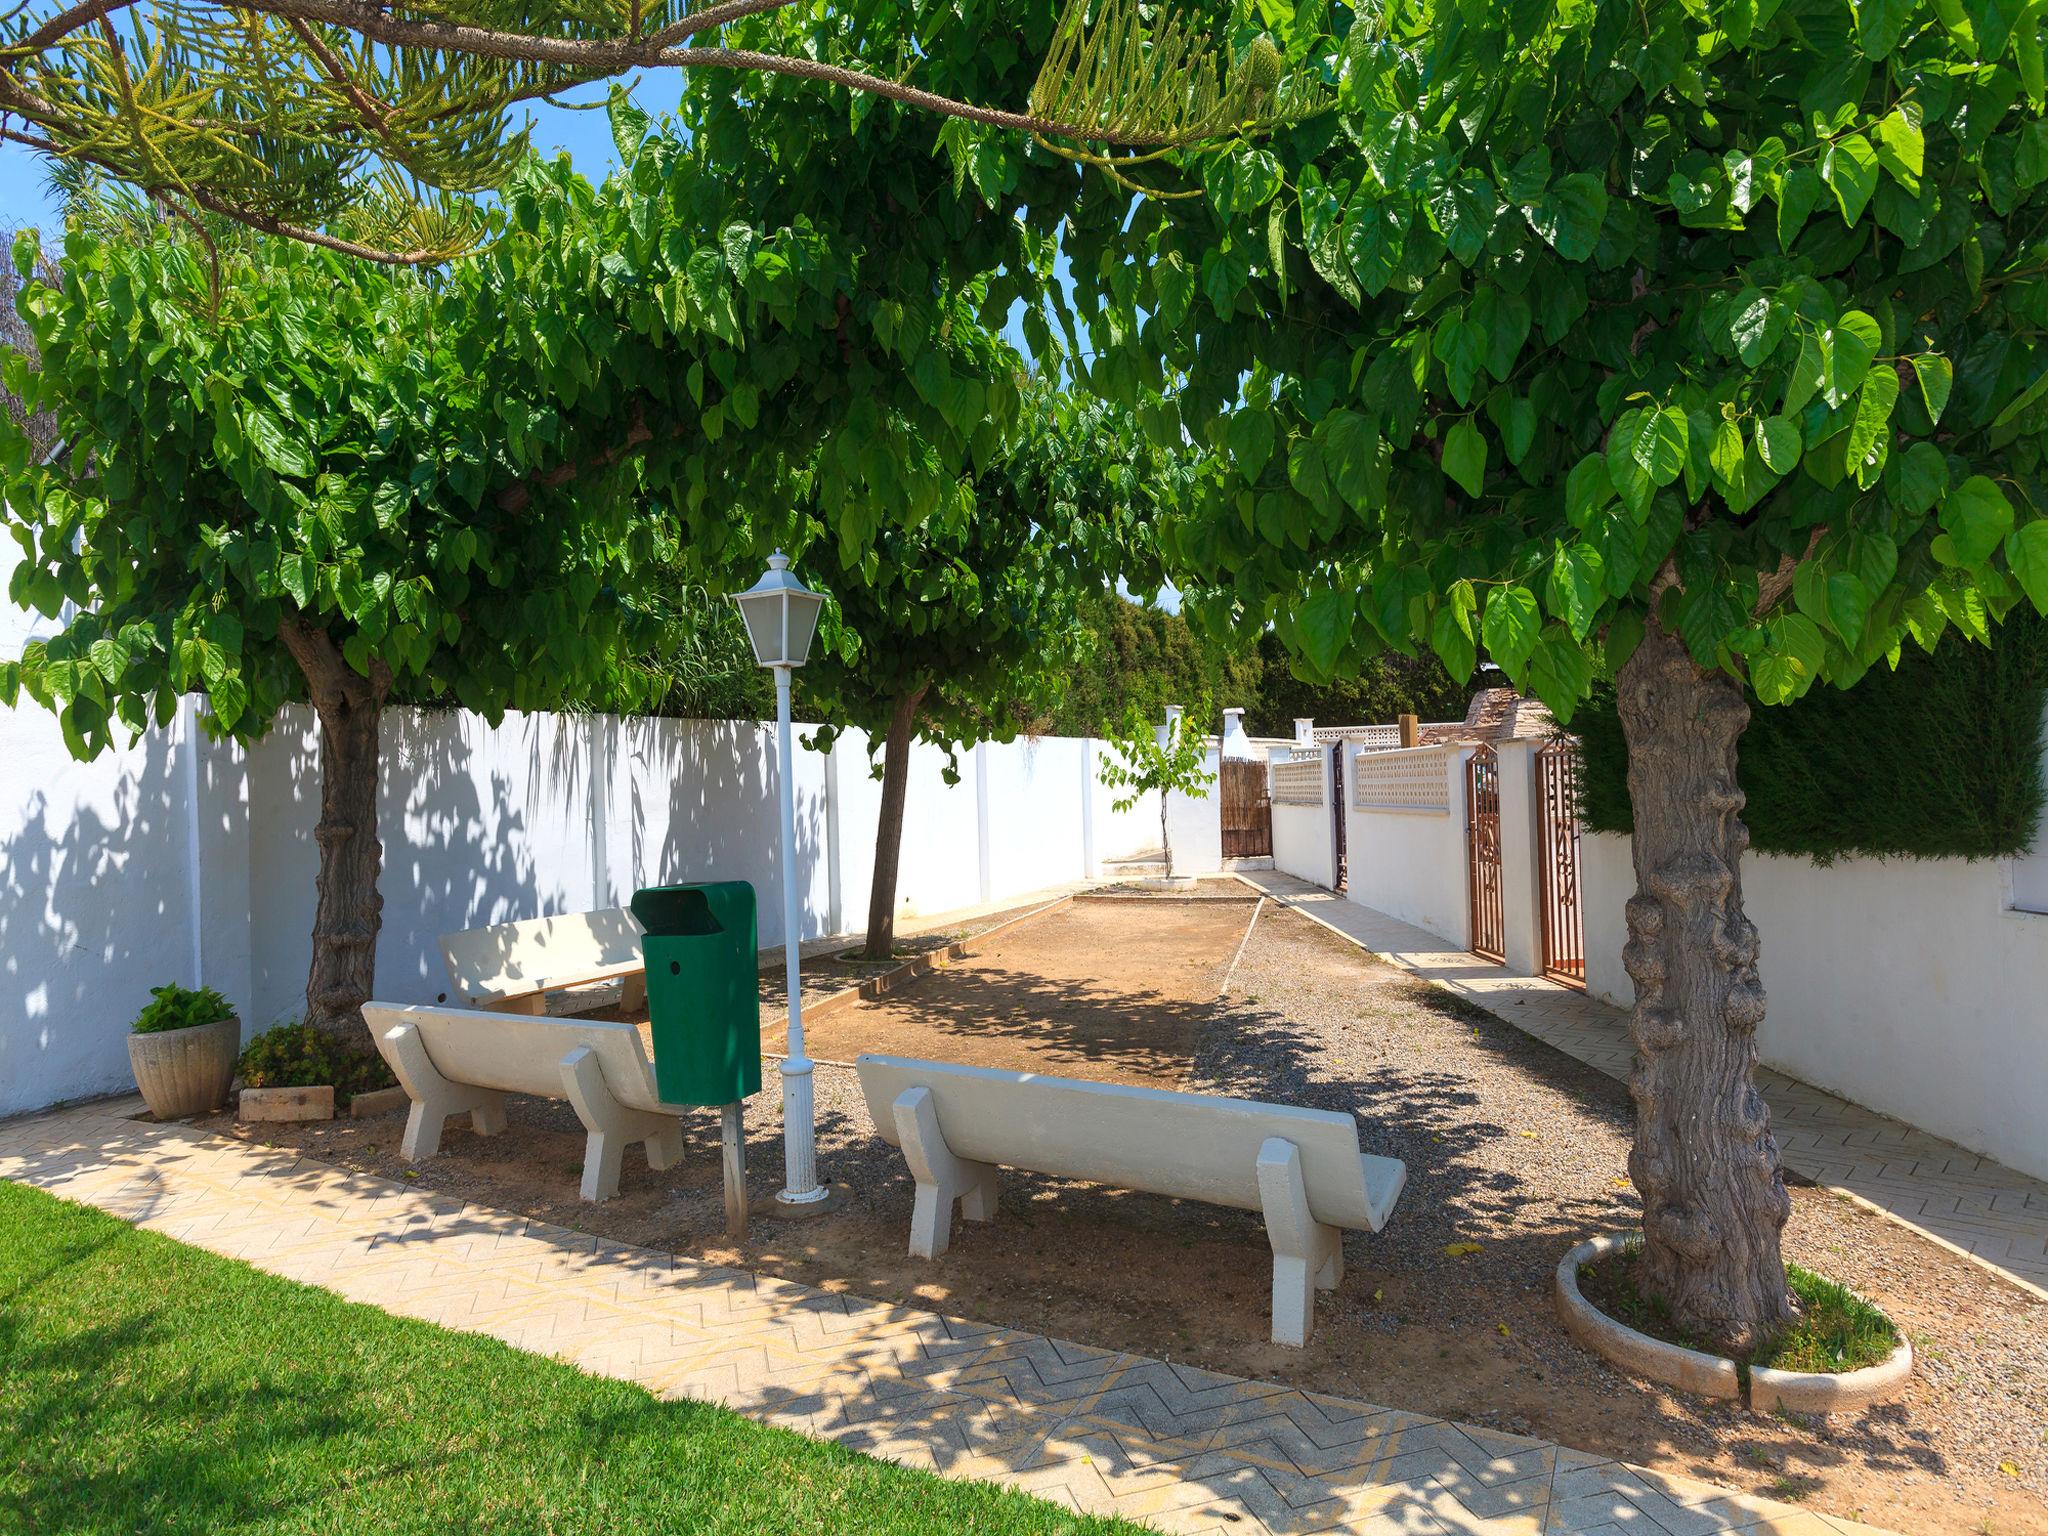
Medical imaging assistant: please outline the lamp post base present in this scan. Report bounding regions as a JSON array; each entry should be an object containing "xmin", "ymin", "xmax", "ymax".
[{"xmin": 755, "ymin": 1182, "xmax": 853, "ymax": 1220}]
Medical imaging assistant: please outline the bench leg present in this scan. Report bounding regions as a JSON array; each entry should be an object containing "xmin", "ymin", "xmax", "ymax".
[
  {"xmin": 1257, "ymin": 1136, "xmax": 1341, "ymax": 1348},
  {"xmin": 619, "ymin": 970, "xmax": 648, "ymax": 1014},
  {"xmin": 559, "ymin": 1046, "xmax": 684, "ymax": 1203},
  {"xmin": 381, "ymin": 1022, "xmax": 507, "ymax": 1162},
  {"xmin": 893, "ymin": 1086, "xmax": 1000, "ymax": 1260}
]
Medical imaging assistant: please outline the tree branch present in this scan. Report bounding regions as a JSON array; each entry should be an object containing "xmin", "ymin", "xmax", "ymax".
[{"xmin": 496, "ymin": 408, "xmax": 654, "ymax": 513}]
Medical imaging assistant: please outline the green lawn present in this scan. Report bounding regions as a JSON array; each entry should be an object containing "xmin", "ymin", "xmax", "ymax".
[{"xmin": 0, "ymin": 1182, "xmax": 1134, "ymax": 1535}]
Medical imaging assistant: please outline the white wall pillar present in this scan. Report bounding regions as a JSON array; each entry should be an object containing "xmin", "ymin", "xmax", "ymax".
[
  {"xmin": 1495, "ymin": 739, "xmax": 1545, "ymax": 975},
  {"xmin": 1080, "ymin": 738, "xmax": 1099, "ymax": 878},
  {"xmin": 823, "ymin": 738, "xmax": 844, "ymax": 936},
  {"xmin": 974, "ymin": 740, "xmax": 993, "ymax": 905},
  {"xmin": 1294, "ymin": 717, "xmax": 1316, "ymax": 745}
]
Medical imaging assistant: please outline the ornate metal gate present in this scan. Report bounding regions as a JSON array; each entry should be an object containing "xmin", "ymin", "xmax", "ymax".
[
  {"xmin": 1536, "ymin": 741, "xmax": 1586, "ymax": 986},
  {"xmin": 1465, "ymin": 746, "xmax": 1505, "ymax": 963},
  {"xmin": 1219, "ymin": 759, "xmax": 1273, "ymax": 859}
]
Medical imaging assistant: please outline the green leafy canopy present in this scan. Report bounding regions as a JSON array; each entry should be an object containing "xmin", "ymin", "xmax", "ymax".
[
  {"xmin": 0, "ymin": 225, "xmax": 655, "ymax": 755},
  {"xmin": 1054, "ymin": 0, "xmax": 2048, "ymax": 719}
]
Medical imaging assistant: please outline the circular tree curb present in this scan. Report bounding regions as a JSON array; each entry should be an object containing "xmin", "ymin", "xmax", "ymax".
[
  {"xmin": 1555, "ymin": 1233, "xmax": 1914, "ymax": 1413},
  {"xmin": 1554, "ymin": 1234, "xmax": 1742, "ymax": 1400},
  {"xmin": 1750, "ymin": 1339, "xmax": 1914, "ymax": 1415}
]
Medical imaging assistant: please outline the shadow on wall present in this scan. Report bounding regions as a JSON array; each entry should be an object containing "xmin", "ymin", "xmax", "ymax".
[
  {"xmin": 0, "ymin": 720, "xmax": 196, "ymax": 1116},
  {"xmin": 245, "ymin": 707, "xmax": 832, "ymax": 1032}
]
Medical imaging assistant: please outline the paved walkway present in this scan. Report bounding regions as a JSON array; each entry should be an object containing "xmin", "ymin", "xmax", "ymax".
[
  {"xmin": 1, "ymin": 1100, "xmax": 1890, "ymax": 1536},
  {"xmin": 1242, "ymin": 871, "xmax": 2048, "ymax": 1299}
]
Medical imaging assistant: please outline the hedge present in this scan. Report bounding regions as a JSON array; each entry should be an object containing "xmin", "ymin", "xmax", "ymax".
[{"xmin": 1574, "ymin": 611, "xmax": 2048, "ymax": 863}]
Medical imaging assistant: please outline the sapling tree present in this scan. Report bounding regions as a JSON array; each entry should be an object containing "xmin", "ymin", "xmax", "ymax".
[
  {"xmin": 801, "ymin": 387, "xmax": 1178, "ymax": 958},
  {"xmin": 0, "ymin": 223, "xmax": 653, "ymax": 1049},
  {"xmin": 1049, "ymin": 0, "xmax": 2048, "ymax": 1352},
  {"xmin": 1096, "ymin": 699, "xmax": 1217, "ymax": 880}
]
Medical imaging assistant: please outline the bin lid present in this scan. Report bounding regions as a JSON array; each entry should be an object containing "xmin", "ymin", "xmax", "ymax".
[{"xmin": 631, "ymin": 880, "xmax": 756, "ymax": 936}]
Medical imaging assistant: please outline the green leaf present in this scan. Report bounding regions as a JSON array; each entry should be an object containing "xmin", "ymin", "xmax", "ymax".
[
  {"xmin": 1847, "ymin": 364, "xmax": 1900, "ymax": 486},
  {"xmin": 1430, "ymin": 583, "xmax": 1478, "ymax": 681},
  {"xmin": 1432, "ymin": 175, "xmax": 1499, "ymax": 266},
  {"xmin": 1911, "ymin": 353, "xmax": 1953, "ymax": 423},
  {"xmin": 2008, "ymin": 520, "xmax": 2048, "ymax": 613},
  {"xmin": 1565, "ymin": 453, "xmax": 1614, "ymax": 525},
  {"xmin": 1225, "ymin": 408, "xmax": 1274, "ymax": 483},
  {"xmin": 1757, "ymin": 415, "xmax": 1803, "ymax": 474},
  {"xmin": 1546, "ymin": 542, "xmax": 1605, "ymax": 641},
  {"xmin": 1731, "ymin": 290, "xmax": 1785, "ymax": 366},
  {"xmin": 1296, "ymin": 586, "xmax": 1354, "ymax": 674},
  {"xmin": 1630, "ymin": 407, "xmax": 1689, "ymax": 486},
  {"xmin": 1527, "ymin": 626, "xmax": 1595, "ymax": 717},
  {"xmin": 1753, "ymin": 613, "xmax": 1828, "ymax": 704},
  {"xmin": 1895, "ymin": 440, "xmax": 1949, "ymax": 513},
  {"xmin": 1776, "ymin": 165, "xmax": 1823, "ymax": 249},
  {"xmin": 1500, "ymin": 396, "xmax": 1537, "ymax": 465},
  {"xmin": 1822, "ymin": 135, "xmax": 1881, "ymax": 225},
  {"xmin": 1942, "ymin": 475, "xmax": 2016, "ymax": 565},
  {"xmin": 1470, "ymin": 288, "xmax": 1532, "ymax": 382},
  {"xmin": 1482, "ymin": 584, "xmax": 1541, "ymax": 675},
  {"xmin": 1522, "ymin": 174, "xmax": 1608, "ymax": 261},
  {"xmin": 1784, "ymin": 328, "xmax": 1825, "ymax": 414},
  {"xmin": 1433, "ymin": 311, "xmax": 1486, "ymax": 406},
  {"xmin": 1319, "ymin": 410, "xmax": 1380, "ymax": 511},
  {"xmin": 1874, "ymin": 107, "xmax": 1925, "ymax": 188},
  {"xmin": 244, "ymin": 410, "xmax": 314, "ymax": 479},
  {"xmin": 1856, "ymin": 0, "xmax": 1915, "ymax": 56},
  {"xmin": 1824, "ymin": 312, "xmax": 1880, "ymax": 407},
  {"xmin": 1442, "ymin": 417, "xmax": 1488, "ymax": 496},
  {"xmin": 1344, "ymin": 197, "xmax": 1408, "ymax": 297},
  {"xmin": 1154, "ymin": 253, "xmax": 1194, "ymax": 328}
]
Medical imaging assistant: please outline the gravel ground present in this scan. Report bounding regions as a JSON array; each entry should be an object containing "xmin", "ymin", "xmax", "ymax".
[{"xmin": 208, "ymin": 899, "xmax": 2046, "ymax": 1535}]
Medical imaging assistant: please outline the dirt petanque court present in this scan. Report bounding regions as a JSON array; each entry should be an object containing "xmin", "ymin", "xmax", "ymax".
[{"xmin": 203, "ymin": 882, "xmax": 2048, "ymax": 1535}]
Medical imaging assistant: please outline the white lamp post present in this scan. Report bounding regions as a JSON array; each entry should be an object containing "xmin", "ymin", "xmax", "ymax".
[{"xmin": 732, "ymin": 553, "xmax": 830, "ymax": 1209}]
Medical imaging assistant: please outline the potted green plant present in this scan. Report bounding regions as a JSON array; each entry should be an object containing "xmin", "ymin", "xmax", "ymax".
[{"xmin": 127, "ymin": 983, "xmax": 240, "ymax": 1119}]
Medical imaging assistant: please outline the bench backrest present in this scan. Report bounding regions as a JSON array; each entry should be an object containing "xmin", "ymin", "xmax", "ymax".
[
  {"xmin": 439, "ymin": 908, "xmax": 645, "ymax": 1004},
  {"xmin": 364, "ymin": 1001, "xmax": 670, "ymax": 1115},
  {"xmin": 855, "ymin": 1054, "xmax": 1395, "ymax": 1232}
]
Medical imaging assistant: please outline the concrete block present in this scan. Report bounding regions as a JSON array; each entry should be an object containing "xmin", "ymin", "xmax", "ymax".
[{"xmin": 238, "ymin": 1084, "xmax": 334, "ymax": 1122}]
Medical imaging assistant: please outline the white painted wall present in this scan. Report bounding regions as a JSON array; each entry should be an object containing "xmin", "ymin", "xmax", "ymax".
[
  {"xmin": 1583, "ymin": 832, "xmax": 2048, "ymax": 1182},
  {"xmin": 0, "ymin": 666, "xmax": 1150, "ymax": 1113},
  {"xmin": 1270, "ymin": 752, "xmax": 1336, "ymax": 890},
  {"xmin": 1344, "ymin": 746, "xmax": 1475, "ymax": 947}
]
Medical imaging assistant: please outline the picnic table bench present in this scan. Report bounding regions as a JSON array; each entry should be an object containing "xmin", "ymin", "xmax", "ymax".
[
  {"xmin": 365, "ymin": 1001, "xmax": 687, "ymax": 1202},
  {"xmin": 438, "ymin": 909, "xmax": 647, "ymax": 1017},
  {"xmin": 855, "ymin": 1054, "xmax": 1406, "ymax": 1346}
]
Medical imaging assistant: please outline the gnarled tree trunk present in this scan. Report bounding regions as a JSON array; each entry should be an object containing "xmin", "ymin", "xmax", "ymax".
[
  {"xmin": 279, "ymin": 620, "xmax": 392, "ymax": 1052},
  {"xmin": 861, "ymin": 682, "xmax": 929, "ymax": 961},
  {"xmin": 1616, "ymin": 612, "xmax": 1795, "ymax": 1357}
]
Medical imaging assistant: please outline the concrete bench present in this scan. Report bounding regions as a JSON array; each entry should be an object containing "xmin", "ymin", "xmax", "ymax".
[
  {"xmin": 439, "ymin": 908, "xmax": 647, "ymax": 1017},
  {"xmin": 854, "ymin": 1054, "xmax": 1406, "ymax": 1347},
  {"xmin": 364, "ymin": 1001, "xmax": 686, "ymax": 1202}
]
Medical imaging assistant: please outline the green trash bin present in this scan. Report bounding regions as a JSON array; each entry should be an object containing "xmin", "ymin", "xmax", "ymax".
[{"xmin": 632, "ymin": 881, "xmax": 762, "ymax": 1107}]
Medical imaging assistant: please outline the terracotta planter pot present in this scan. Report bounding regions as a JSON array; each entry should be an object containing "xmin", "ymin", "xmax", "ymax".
[{"xmin": 128, "ymin": 1015, "xmax": 241, "ymax": 1119}]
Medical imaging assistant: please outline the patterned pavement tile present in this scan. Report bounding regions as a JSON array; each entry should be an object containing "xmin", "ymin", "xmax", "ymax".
[
  {"xmin": 0, "ymin": 1101, "xmax": 1904, "ymax": 1536},
  {"xmin": 1241, "ymin": 871, "xmax": 2048, "ymax": 1300}
]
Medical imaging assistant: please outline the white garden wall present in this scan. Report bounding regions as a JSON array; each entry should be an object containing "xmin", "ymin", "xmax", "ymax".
[
  {"xmin": 1269, "ymin": 753, "xmax": 1336, "ymax": 890},
  {"xmin": 0, "ymin": 680, "xmax": 1156, "ymax": 1117},
  {"xmin": 1582, "ymin": 832, "xmax": 2048, "ymax": 1182},
  {"xmin": 1344, "ymin": 745, "xmax": 1474, "ymax": 946}
]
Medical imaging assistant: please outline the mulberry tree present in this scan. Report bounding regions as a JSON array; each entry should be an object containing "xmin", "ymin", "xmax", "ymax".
[{"xmin": 1052, "ymin": 0, "xmax": 2048, "ymax": 1352}]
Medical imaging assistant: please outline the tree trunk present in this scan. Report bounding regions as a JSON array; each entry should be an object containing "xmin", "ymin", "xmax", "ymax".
[
  {"xmin": 1616, "ymin": 613, "xmax": 1795, "ymax": 1357},
  {"xmin": 861, "ymin": 683, "xmax": 929, "ymax": 961},
  {"xmin": 279, "ymin": 620, "xmax": 392, "ymax": 1052}
]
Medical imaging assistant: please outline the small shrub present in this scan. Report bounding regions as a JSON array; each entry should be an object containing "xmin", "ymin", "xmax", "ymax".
[
  {"xmin": 238, "ymin": 1023, "xmax": 395, "ymax": 1106},
  {"xmin": 130, "ymin": 984, "xmax": 233, "ymax": 1036}
]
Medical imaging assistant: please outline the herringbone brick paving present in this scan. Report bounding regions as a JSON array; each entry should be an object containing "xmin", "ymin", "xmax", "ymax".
[
  {"xmin": 0, "ymin": 1101, "xmax": 1896, "ymax": 1536},
  {"xmin": 1241, "ymin": 871, "xmax": 2048, "ymax": 1300}
]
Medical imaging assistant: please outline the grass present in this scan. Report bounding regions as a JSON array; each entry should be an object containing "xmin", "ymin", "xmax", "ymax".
[
  {"xmin": 1578, "ymin": 1241, "xmax": 1900, "ymax": 1372},
  {"xmin": 0, "ymin": 1182, "xmax": 1135, "ymax": 1536}
]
